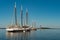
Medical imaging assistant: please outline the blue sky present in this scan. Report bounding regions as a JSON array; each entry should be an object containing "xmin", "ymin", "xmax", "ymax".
[{"xmin": 0, "ymin": 0, "xmax": 60, "ymax": 28}]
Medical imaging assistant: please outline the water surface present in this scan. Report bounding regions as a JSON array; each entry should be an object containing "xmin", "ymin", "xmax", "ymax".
[{"xmin": 0, "ymin": 29, "xmax": 60, "ymax": 40}]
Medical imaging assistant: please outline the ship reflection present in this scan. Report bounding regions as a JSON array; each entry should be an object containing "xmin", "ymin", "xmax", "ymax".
[{"xmin": 6, "ymin": 32, "xmax": 31, "ymax": 40}]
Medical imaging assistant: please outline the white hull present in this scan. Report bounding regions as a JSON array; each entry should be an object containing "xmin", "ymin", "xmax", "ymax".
[{"xmin": 6, "ymin": 27, "xmax": 31, "ymax": 32}]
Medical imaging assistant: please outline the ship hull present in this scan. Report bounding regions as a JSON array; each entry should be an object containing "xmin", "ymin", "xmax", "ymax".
[{"xmin": 6, "ymin": 28, "xmax": 31, "ymax": 32}]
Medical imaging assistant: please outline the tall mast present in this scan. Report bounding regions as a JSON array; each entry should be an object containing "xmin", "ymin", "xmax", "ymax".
[
  {"xmin": 26, "ymin": 8, "xmax": 28, "ymax": 26},
  {"xmin": 14, "ymin": 2, "xmax": 17, "ymax": 25},
  {"xmin": 20, "ymin": 5, "xmax": 23, "ymax": 27}
]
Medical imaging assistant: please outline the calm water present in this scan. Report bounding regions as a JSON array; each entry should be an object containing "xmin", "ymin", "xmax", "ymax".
[{"xmin": 0, "ymin": 29, "xmax": 60, "ymax": 40}]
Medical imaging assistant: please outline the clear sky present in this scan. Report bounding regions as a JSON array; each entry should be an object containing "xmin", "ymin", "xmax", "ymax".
[{"xmin": 0, "ymin": 0, "xmax": 60, "ymax": 28}]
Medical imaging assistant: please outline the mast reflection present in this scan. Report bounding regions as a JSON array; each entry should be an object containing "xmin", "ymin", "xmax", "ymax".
[{"xmin": 6, "ymin": 32, "xmax": 30, "ymax": 40}]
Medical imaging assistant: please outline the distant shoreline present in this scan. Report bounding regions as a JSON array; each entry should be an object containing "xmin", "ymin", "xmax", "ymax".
[
  {"xmin": 0, "ymin": 28, "xmax": 6, "ymax": 29},
  {"xmin": 0, "ymin": 28, "xmax": 60, "ymax": 29}
]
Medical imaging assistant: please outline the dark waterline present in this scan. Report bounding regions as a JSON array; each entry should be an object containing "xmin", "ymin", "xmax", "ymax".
[{"xmin": 0, "ymin": 29, "xmax": 60, "ymax": 40}]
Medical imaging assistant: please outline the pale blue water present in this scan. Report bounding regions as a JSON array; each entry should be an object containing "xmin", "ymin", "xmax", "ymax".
[{"xmin": 0, "ymin": 29, "xmax": 60, "ymax": 40}]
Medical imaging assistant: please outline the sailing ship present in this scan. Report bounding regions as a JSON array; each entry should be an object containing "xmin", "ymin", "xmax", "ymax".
[{"xmin": 6, "ymin": 2, "xmax": 31, "ymax": 32}]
